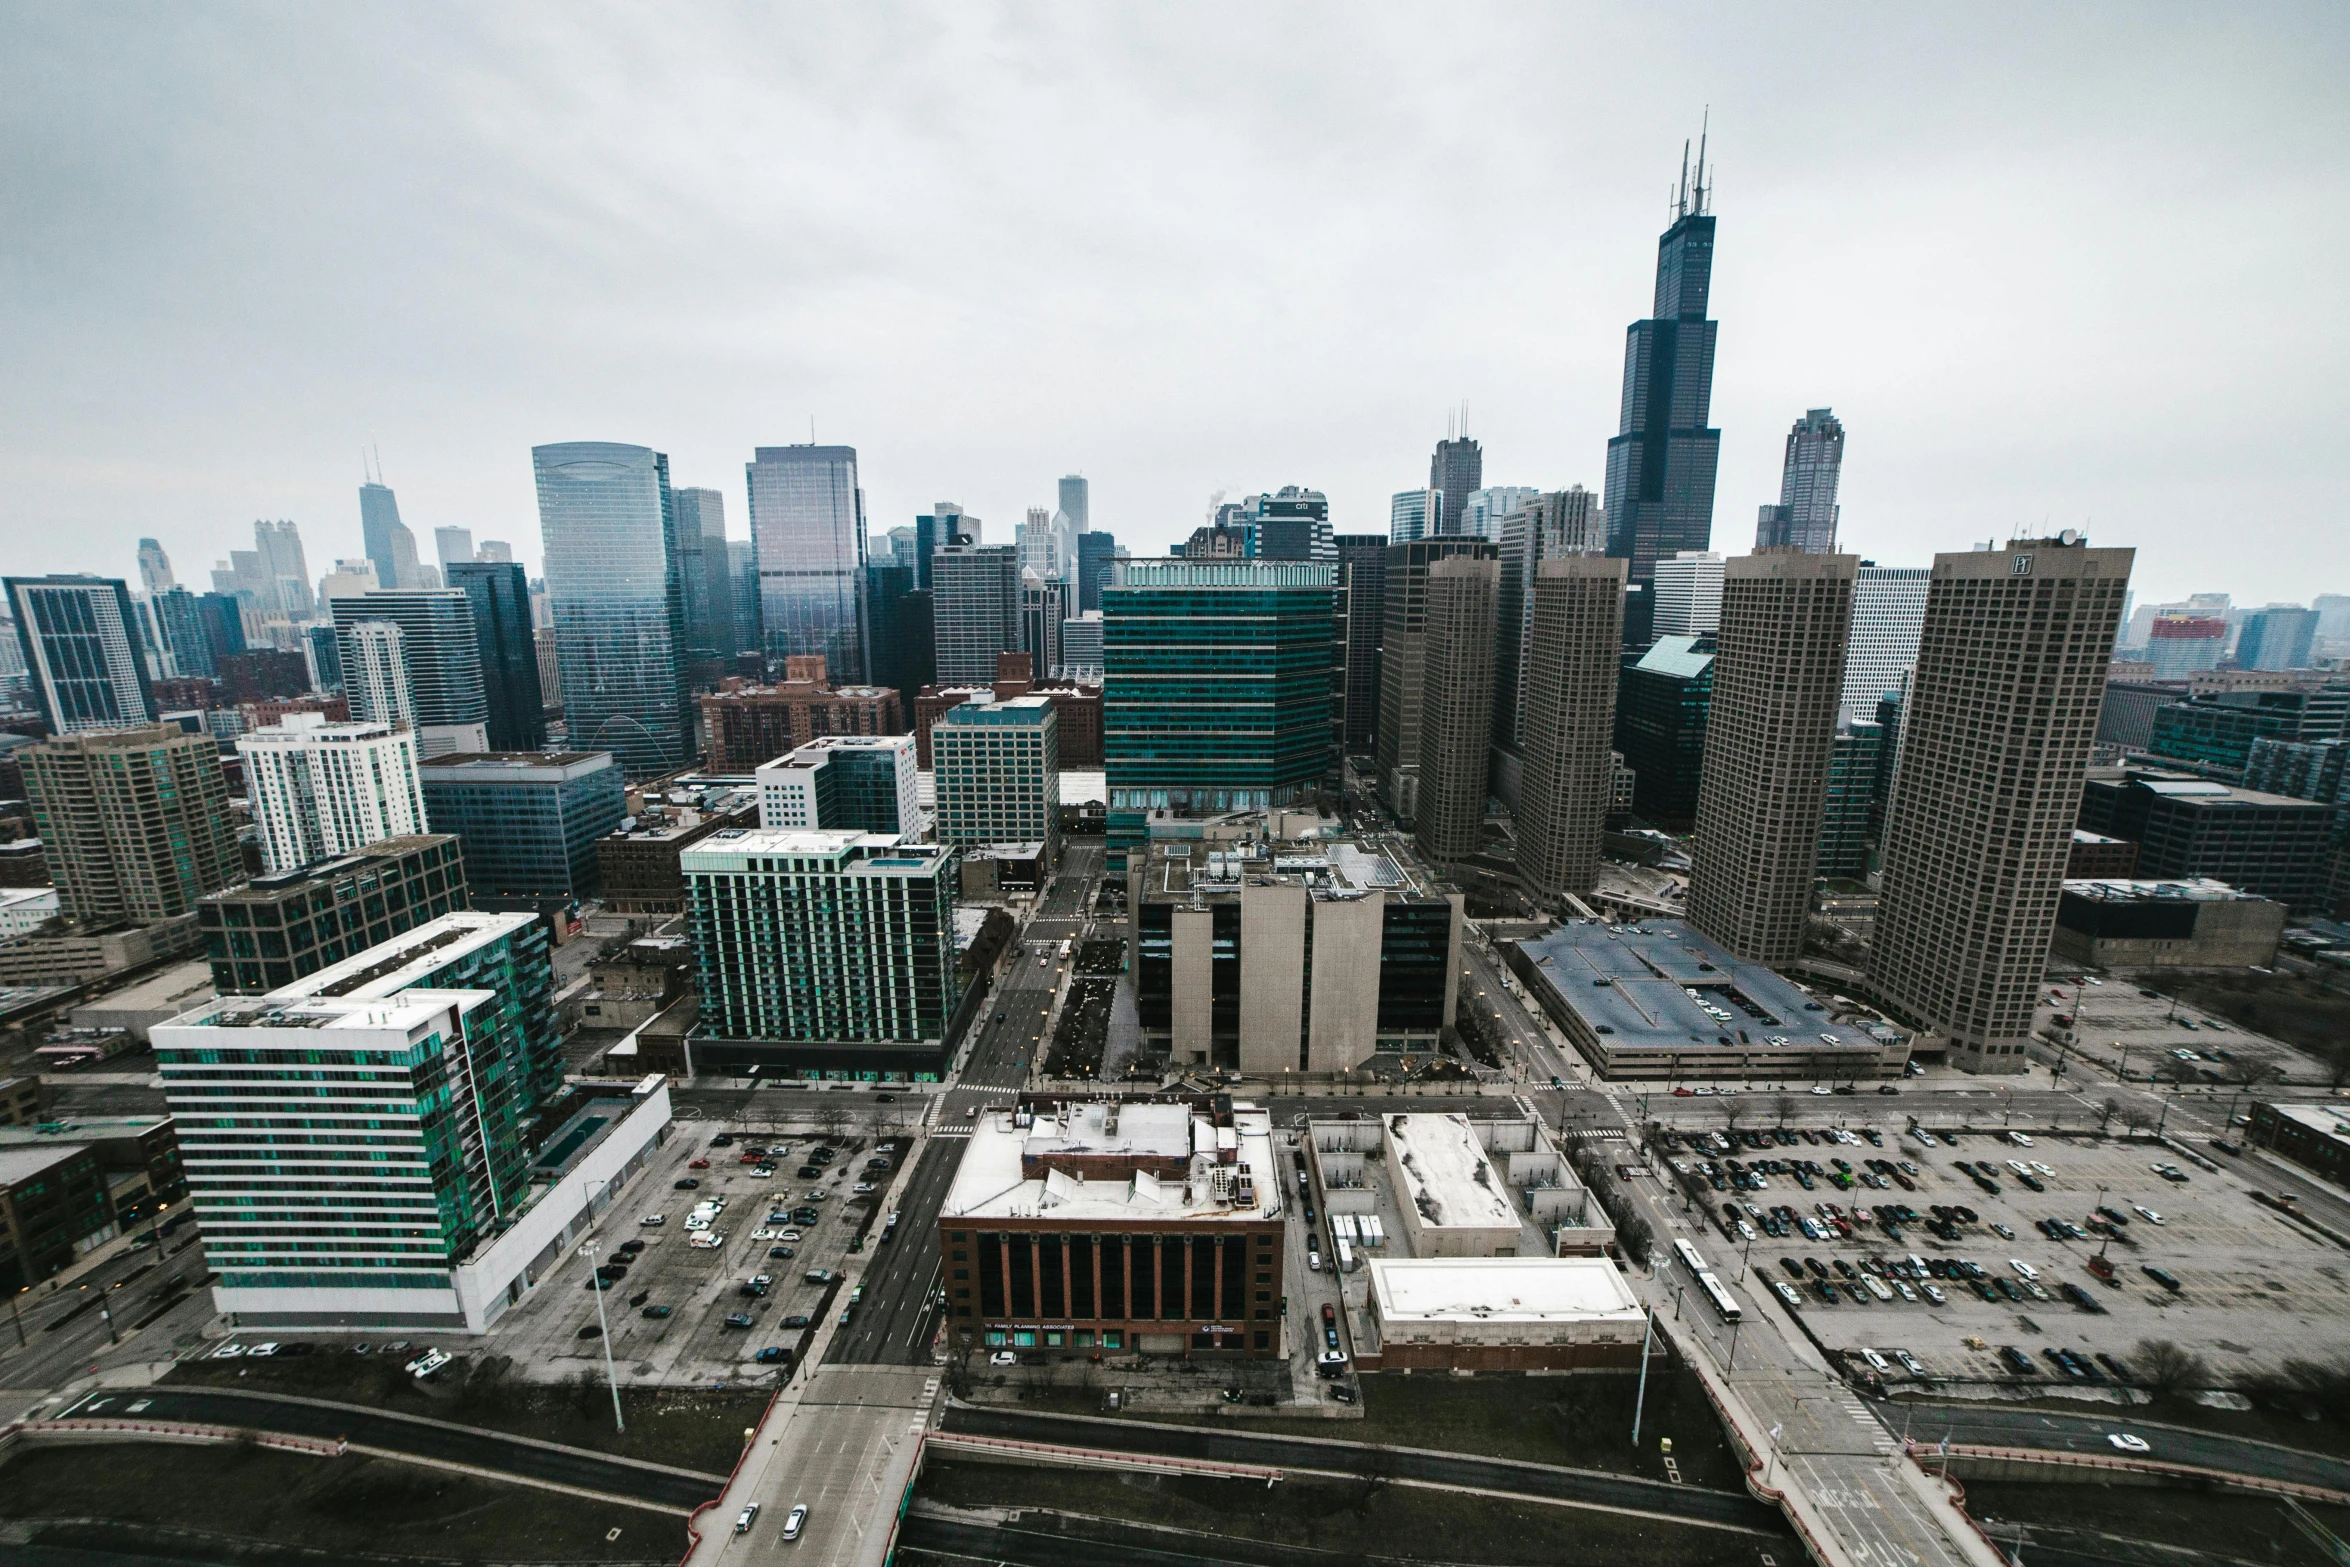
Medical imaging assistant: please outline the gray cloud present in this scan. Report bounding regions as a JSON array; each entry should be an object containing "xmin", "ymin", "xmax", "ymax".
[{"xmin": 3, "ymin": 1, "xmax": 2344, "ymax": 606}]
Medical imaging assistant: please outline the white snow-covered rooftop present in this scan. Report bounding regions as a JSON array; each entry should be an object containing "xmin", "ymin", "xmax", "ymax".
[
  {"xmin": 1385, "ymin": 1113, "xmax": 1517, "ymax": 1230},
  {"xmin": 1369, "ymin": 1258, "xmax": 1644, "ymax": 1324},
  {"xmin": 942, "ymin": 1104, "xmax": 1281, "ymax": 1224}
]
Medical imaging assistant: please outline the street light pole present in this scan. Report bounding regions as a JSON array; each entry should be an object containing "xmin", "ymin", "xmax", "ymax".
[
  {"xmin": 579, "ymin": 1240, "xmax": 625, "ymax": 1432},
  {"xmin": 1630, "ymin": 1306, "xmax": 1656, "ymax": 1447}
]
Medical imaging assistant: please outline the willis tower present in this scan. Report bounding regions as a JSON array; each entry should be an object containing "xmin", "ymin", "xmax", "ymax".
[{"xmin": 1604, "ymin": 130, "xmax": 1720, "ymax": 645}]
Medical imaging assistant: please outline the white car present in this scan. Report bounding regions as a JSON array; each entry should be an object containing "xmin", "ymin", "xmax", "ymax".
[
  {"xmin": 2107, "ymin": 1432, "xmax": 2150, "ymax": 1453},
  {"xmin": 2007, "ymin": 1131, "xmax": 2034, "ymax": 1147},
  {"xmin": 2133, "ymin": 1205, "xmax": 2166, "ymax": 1225},
  {"xmin": 406, "ymin": 1348, "xmax": 452, "ymax": 1378},
  {"xmin": 852, "ymin": 1182, "xmax": 877, "ymax": 1195},
  {"xmin": 689, "ymin": 1232, "xmax": 724, "ymax": 1249},
  {"xmin": 1895, "ymin": 1350, "xmax": 1928, "ymax": 1377},
  {"xmin": 752, "ymin": 1228, "xmax": 780, "ymax": 1240},
  {"xmin": 1809, "ymin": 1085, "xmax": 1833, "ymax": 1096},
  {"xmin": 782, "ymin": 1503, "xmax": 809, "ymax": 1541},
  {"xmin": 2030, "ymin": 1161, "xmax": 2054, "ymax": 1177},
  {"xmin": 126, "ymin": 1399, "xmax": 152, "ymax": 1413},
  {"xmin": 779, "ymin": 1230, "xmax": 803, "ymax": 1243},
  {"xmin": 639, "ymin": 1214, "xmax": 666, "ymax": 1227},
  {"xmin": 2009, "ymin": 1259, "xmax": 2040, "ymax": 1283},
  {"xmin": 1858, "ymin": 1347, "xmax": 1892, "ymax": 1374},
  {"xmin": 990, "ymin": 1350, "xmax": 1018, "ymax": 1366},
  {"xmin": 247, "ymin": 1342, "xmax": 280, "ymax": 1357},
  {"xmin": 211, "ymin": 1343, "xmax": 245, "ymax": 1359},
  {"xmin": 685, "ymin": 1217, "xmax": 712, "ymax": 1231}
]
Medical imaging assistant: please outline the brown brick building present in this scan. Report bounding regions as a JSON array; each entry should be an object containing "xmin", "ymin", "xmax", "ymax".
[
  {"xmin": 913, "ymin": 653, "xmax": 1101, "ymax": 769},
  {"xmin": 700, "ymin": 657, "xmax": 903, "ymax": 770},
  {"xmin": 939, "ymin": 1097, "xmax": 1285, "ymax": 1358}
]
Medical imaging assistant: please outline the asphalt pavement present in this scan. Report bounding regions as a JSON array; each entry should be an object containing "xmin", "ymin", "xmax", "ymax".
[
  {"xmin": 937, "ymin": 1405, "xmax": 1783, "ymax": 1532},
  {"xmin": 826, "ymin": 1138, "xmax": 963, "ymax": 1365},
  {"xmin": 1892, "ymin": 1399, "xmax": 2350, "ymax": 1493},
  {"xmin": 52, "ymin": 1385, "xmax": 725, "ymax": 1510}
]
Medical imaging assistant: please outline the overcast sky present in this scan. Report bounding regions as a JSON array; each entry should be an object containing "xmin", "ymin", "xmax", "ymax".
[{"xmin": 6, "ymin": 3, "xmax": 2346, "ymax": 608}]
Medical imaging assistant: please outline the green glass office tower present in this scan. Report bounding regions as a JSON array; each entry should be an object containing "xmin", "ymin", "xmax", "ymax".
[
  {"xmin": 1103, "ymin": 562, "xmax": 1335, "ymax": 857},
  {"xmin": 533, "ymin": 442, "xmax": 690, "ymax": 778}
]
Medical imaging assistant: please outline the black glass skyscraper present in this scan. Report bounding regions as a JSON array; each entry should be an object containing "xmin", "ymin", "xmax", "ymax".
[
  {"xmin": 1429, "ymin": 431, "xmax": 1482, "ymax": 539},
  {"xmin": 746, "ymin": 444, "xmax": 865, "ymax": 679},
  {"xmin": 447, "ymin": 561, "xmax": 546, "ymax": 751},
  {"xmin": 1604, "ymin": 142, "xmax": 1721, "ymax": 622}
]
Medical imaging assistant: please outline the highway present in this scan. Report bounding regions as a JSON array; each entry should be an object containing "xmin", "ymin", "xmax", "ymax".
[
  {"xmin": 826, "ymin": 1137, "xmax": 963, "ymax": 1365},
  {"xmin": 52, "ymin": 1385, "xmax": 724, "ymax": 1509},
  {"xmin": 938, "ymin": 1406, "xmax": 1785, "ymax": 1532},
  {"xmin": 1891, "ymin": 1400, "xmax": 2350, "ymax": 1493},
  {"xmin": 0, "ymin": 1219, "xmax": 214, "ymax": 1399}
]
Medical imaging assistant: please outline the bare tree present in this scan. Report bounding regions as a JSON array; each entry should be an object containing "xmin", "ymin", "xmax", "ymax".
[
  {"xmin": 2133, "ymin": 1338, "xmax": 2210, "ymax": 1401},
  {"xmin": 1772, "ymin": 1094, "xmax": 1796, "ymax": 1129},
  {"xmin": 2098, "ymin": 1097, "xmax": 2122, "ymax": 1134},
  {"xmin": 2119, "ymin": 1103, "xmax": 2152, "ymax": 1137}
]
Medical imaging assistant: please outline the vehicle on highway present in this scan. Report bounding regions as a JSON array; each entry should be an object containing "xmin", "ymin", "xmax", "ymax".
[
  {"xmin": 736, "ymin": 1503, "xmax": 760, "ymax": 1535},
  {"xmin": 782, "ymin": 1503, "xmax": 809, "ymax": 1540},
  {"xmin": 782, "ymin": 1314, "xmax": 812, "ymax": 1328},
  {"xmin": 2107, "ymin": 1432, "xmax": 2149, "ymax": 1453},
  {"xmin": 805, "ymin": 1268, "xmax": 836, "ymax": 1284},
  {"xmin": 724, "ymin": 1312, "xmax": 756, "ymax": 1329},
  {"xmin": 756, "ymin": 1346, "xmax": 794, "ymax": 1365}
]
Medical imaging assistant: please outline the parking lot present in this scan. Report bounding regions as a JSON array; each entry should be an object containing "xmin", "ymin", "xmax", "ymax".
[
  {"xmin": 2039, "ymin": 977, "xmax": 2313, "ymax": 1088},
  {"xmin": 1662, "ymin": 1120, "xmax": 2350, "ymax": 1394},
  {"xmin": 481, "ymin": 1116, "xmax": 910, "ymax": 1386}
]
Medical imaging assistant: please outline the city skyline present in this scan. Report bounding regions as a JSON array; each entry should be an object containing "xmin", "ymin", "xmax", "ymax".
[{"xmin": 5, "ymin": 9, "xmax": 2344, "ymax": 606}]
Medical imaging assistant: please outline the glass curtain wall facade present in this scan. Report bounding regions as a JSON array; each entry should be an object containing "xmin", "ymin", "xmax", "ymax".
[
  {"xmin": 6, "ymin": 576, "xmax": 156, "ymax": 734},
  {"xmin": 1103, "ymin": 562, "xmax": 1336, "ymax": 856},
  {"xmin": 533, "ymin": 442, "xmax": 690, "ymax": 778},
  {"xmin": 747, "ymin": 445, "xmax": 866, "ymax": 680},
  {"xmin": 444, "ymin": 562, "xmax": 546, "ymax": 751}
]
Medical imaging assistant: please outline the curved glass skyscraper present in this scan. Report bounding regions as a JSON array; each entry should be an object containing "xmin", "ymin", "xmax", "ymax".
[
  {"xmin": 746, "ymin": 443, "xmax": 866, "ymax": 680},
  {"xmin": 533, "ymin": 442, "xmax": 690, "ymax": 778}
]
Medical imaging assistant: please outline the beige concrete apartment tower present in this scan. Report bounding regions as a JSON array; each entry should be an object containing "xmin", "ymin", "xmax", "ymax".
[
  {"xmin": 1516, "ymin": 556, "xmax": 1627, "ymax": 900},
  {"xmin": 1869, "ymin": 537, "xmax": 2131, "ymax": 1073},
  {"xmin": 1414, "ymin": 555, "xmax": 1502, "ymax": 865},
  {"xmin": 1687, "ymin": 549, "xmax": 1858, "ymax": 965}
]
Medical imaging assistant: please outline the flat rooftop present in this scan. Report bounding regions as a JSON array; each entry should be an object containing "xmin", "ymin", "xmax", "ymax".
[
  {"xmin": 1385, "ymin": 1114, "xmax": 1517, "ymax": 1231},
  {"xmin": 2268, "ymin": 1103, "xmax": 2350, "ymax": 1150},
  {"xmin": 1138, "ymin": 838, "xmax": 1426, "ymax": 901},
  {"xmin": 1369, "ymin": 1257, "xmax": 1645, "ymax": 1325},
  {"xmin": 1516, "ymin": 920, "xmax": 1871, "ymax": 1054},
  {"xmin": 168, "ymin": 989, "xmax": 489, "ymax": 1034},
  {"xmin": 270, "ymin": 912, "xmax": 536, "ymax": 1001},
  {"xmin": 2061, "ymin": 877, "xmax": 2274, "ymax": 906},
  {"xmin": 944, "ymin": 1104, "xmax": 1280, "ymax": 1224},
  {"xmin": 0, "ymin": 1143, "xmax": 90, "ymax": 1185},
  {"xmin": 1023, "ymin": 1100, "xmax": 1194, "ymax": 1165}
]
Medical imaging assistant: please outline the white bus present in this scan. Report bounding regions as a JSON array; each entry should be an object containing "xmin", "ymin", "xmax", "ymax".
[
  {"xmin": 1672, "ymin": 1238, "xmax": 1709, "ymax": 1275},
  {"xmin": 1695, "ymin": 1269, "xmax": 1744, "ymax": 1323}
]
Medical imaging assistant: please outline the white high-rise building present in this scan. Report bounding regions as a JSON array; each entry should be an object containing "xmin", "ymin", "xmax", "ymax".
[
  {"xmin": 238, "ymin": 713, "xmax": 427, "ymax": 872},
  {"xmin": 434, "ymin": 526, "xmax": 475, "ymax": 576},
  {"xmin": 1058, "ymin": 610, "xmax": 1104, "ymax": 679},
  {"xmin": 1389, "ymin": 488, "xmax": 1437, "ymax": 543},
  {"xmin": 1018, "ymin": 507, "xmax": 1062, "ymax": 579},
  {"xmin": 342, "ymin": 620, "xmax": 418, "ymax": 733},
  {"xmin": 1840, "ymin": 565, "xmax": 1931, "ymax": 721},
  {"xmin": 1455, "ymin": 486, "xmax": 1542, "ymax": 542},
  {"xmin": 1651, "ymin": 551, "xmax": 1725, "ymax": 637}
]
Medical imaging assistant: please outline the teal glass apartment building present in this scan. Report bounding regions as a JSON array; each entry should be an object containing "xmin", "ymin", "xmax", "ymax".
[{"xmin": 1103, "ymin": 561, "xmax": 1335, "ymax": 858}]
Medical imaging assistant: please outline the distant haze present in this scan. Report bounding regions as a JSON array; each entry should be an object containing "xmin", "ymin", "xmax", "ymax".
[{"xmin": 4, "ymin": 3, "xmax": 2345, "ymax": 606}]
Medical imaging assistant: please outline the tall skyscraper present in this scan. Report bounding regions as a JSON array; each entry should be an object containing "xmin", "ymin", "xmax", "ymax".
[
  {"xmin": 252, "ymin": 519, "xmax": 313, "ymax": 618},
  {"xmin": 5, "ymin": 576, "xmax": 156, "ymax": 734},
  {"xmin": 1651, "ymin": 550, "xmax": 1726, "ymax": 638},
  {"xmin": 433, "ymin": 525, "xmax": 475, "ymax": 577},
  {"xmin": 1059, "ymin": 610, "xmax": 1104, "ymax": 679},
  {"xmin": 1687, "ymin": 551, "xmax": 1858, "ymax": 965},
  {"xmin": 1870, "ymin": 537, "xmax": 2131, "ymax": 1072},
  {"xmin": 1754, "ymin": 408, "xmax": 1845, "ymax": 553},
  {"xmin": 137, "ymin": 538, "xmax": 175, "ymax": 594},
  {"xmin": 534, "ymin": 441, "xmax": 691, "ymax": 778},
  {"xmin": 1058, "ymin": 474, "xmax": 1090, "ymax": 532},
  {"xmin": 445, "ymin": 561, "xmax": 546, "ymax": 751},
  {"xmin": 670, "ymin": 486, "xmax": 735, "ymax": 673},
  {"xmin": 340, "ymin": 620, "xmax": 417, "ymax": 731},
  {"xmin": 329, "ymin": 589, "xmax": 491, "ymax": 757},
  {"xmin": 865, "ymin": 564, "xmax": 934, "ymax": 718},
  {"xmin": 2237, "ymin": 606, "xmax": 2320, "ymax": 671},
  {"xmin": 912, "ymin": 503, "xmax": 967, "ymax": 593},
  {"xmin": 1604, "ymin": 141, "xmax": 1721, "ymax": 614},
  {"xmin": 153, "ymin": 586, "xmax": 211, "ymax": 680},
  {"xmin": 1076, "ymin": 531, "xmax": 1119, "ymax": 613},
  {"xmin": 195, "ymin": 590, "xmax": 248, "ymax": 669},
  {"xmin": 727, "ymin": 537, "xmax": 760, "ymax": 656},
  {"xmin": 1242, "ymin": 487, "xmax": 1334, "ymax": 561},
  {"xmin": 1840, "ymin": 565, "xmax": 1931, "ymax": 722},
  {"xmin": 22, "ymin": 725, "xmax": 238, "ymax": 921},
  {"xmin": 359, "ymin": 480, "xmax": 422, "ymax": 591},
  {"xmin": 1376, "ymin": 539, "xmax": 1496, "ymax": 819},
  {"xmin": 2145, "ymin": 613, "xmax": 2228, "ymax": 679},
  {"xmin": 1429, "ymin": 425, "xmax": 1482, "ymax": 540},
  {"xmin": 932, "ymin": 544, "xmax": 1023, "ymax": 685},
  {"xmin": 239, "ymin": 714, "xmax": 427, "ymax": 872},
  {"xmin": 1389, "ymin": 488, "xmax": 1437, "ymax": 543},
  {"xmin": 1493, "ymin": 488, "xmax": 1606, "ymax": 755},
  {"xmin": 1103, "ymin": 561, "xmax": 1335, "ymax": 856},
  {"xmin": 1018, "ymin": 507, "xmax": 1060, "ymax": 579},
  {"xmin": 1814, "ymin": 716, "xmax": 1882, "ymax": 880},
  {"xmin": 746, "ymin": 444, "xmax": 865, "ymax": 679},
  {"xmin": 475, "ymin": 539, "xmax": 514, "ymax": 564},
  {"xmin": 1413, "ymin": 557, "xmax": 1501, "ymax": 863},
  {"xmin": 1020, "ymin": 572, "xmax": 1068, "ymax": 676},
  {"xmin": 1335, "ymin": 534, "xmax": 1388, "ymax": 754},
  {"xmin": 1516, "ymin": 557, "xmax": 1627, "ymax": 899},
  {"xmin": 1456, "ymin": 486, "xmax": 1540, "ymax": 542}
]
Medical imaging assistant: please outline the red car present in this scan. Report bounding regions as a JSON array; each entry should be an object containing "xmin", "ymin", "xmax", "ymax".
[{"xmin": 688, "ymin": 1159, "xmax": 711, "ymax": 1169}]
